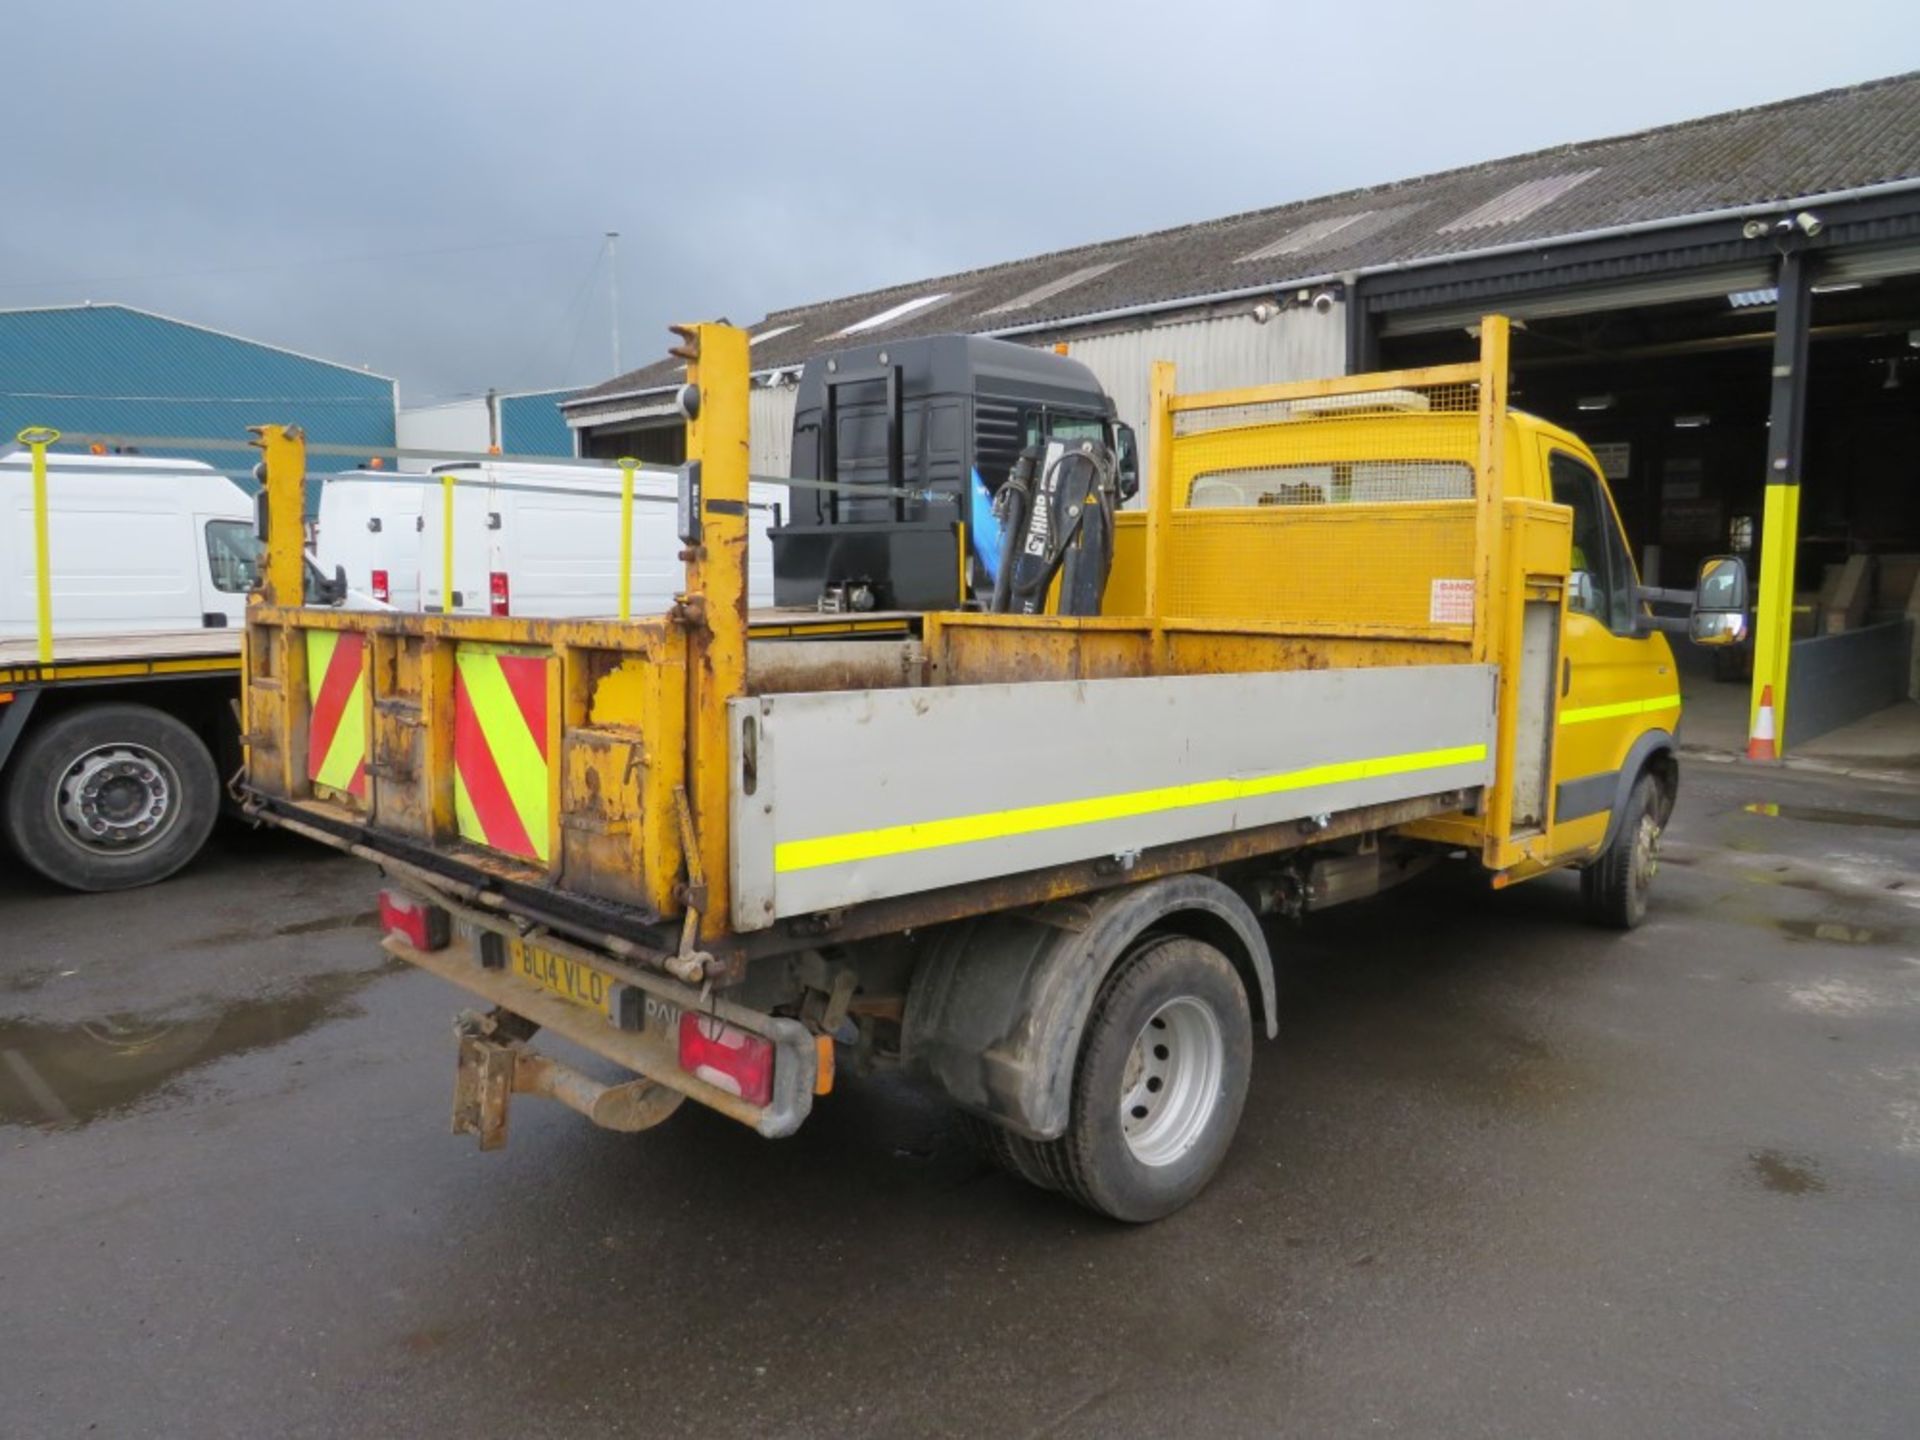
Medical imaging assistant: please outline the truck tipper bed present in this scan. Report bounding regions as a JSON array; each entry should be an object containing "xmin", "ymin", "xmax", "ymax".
[{"xmin": 238, "ymin": 318, "xmax": 1744, "ymax": 1221}]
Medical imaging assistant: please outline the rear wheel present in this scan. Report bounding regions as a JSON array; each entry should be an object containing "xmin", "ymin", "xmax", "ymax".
[
  {"xmin": 1581, "ymin": 772, "xmax": 1662, "ymax": 930},
  {"xmin": 1037, "ymin": 936, "xmax": 1252, "ymax": 1222},
  {"xmin": 1, "ymin": 704, "xmax": 219, "ymax": 891}
]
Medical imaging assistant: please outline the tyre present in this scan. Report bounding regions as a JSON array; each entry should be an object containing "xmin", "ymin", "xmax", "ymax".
[
  {"xmin": 1034, "ymin": 935, "xmax": 1253, "ymax": 1223},
  {"xmin": 1, "ymin": 703, "xmax": 220, "ymax": 892},
  {"xmin": 1580, "ymin": 771, "xmax": 1662, "ymax": 930},
  {"xmin": 956, "ymin": 1112, "xmax": 1058, "ymax": 1192}
]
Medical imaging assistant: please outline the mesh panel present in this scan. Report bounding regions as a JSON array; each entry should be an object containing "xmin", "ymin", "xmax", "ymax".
[{"xmin": 1163, "ymin": 379, "xmax": 1482, "ymax": 635}]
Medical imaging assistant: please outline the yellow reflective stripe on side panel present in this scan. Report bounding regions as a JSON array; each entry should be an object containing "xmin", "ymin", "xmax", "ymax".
[
  {"xmin": 774, "ymin": 742, "xmax": 1488, "ymax": 874},
  {"xmin": 1558, "ymin": 693, "xmax": 1682, "ymax": 727}
]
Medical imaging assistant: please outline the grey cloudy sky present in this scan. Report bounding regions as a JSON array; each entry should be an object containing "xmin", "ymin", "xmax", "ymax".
[{"xmin": 5, "ymin": 1, "xmax": 1916, "ymax": 402}]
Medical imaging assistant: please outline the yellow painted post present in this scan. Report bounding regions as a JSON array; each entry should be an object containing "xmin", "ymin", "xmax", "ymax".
[
  {"xmin": 1142, "ymin": 360, "xmax": 1177, "ymax": 620},
  {"xmin": 247, "ymin": 424, "xmax": 307, "ymax": 607},
  {"xmin": 1470, "ymin": 315, "xmax": 1511, "ymax": 666},
  {"xmin": 617, "ymin": 456, "xmax": 639, "ymax": 620},
  {"xmin": 674, "ymin": 322, "xmax": 750, "ymax": 944},
  {"xmin": 1749, "ymin": 250, "xmax": 1812, "ymax": 755},
  {"xmin": 17, "ymin": 426, "xmax": 60, "ymax": 663},
  {"xmin": 440, "ymin": 472, "xmax": 456, "ymax": 614},
  {"xmin": 1751, "ymin": 481, "xmax": 1802, "ymax": 747}
]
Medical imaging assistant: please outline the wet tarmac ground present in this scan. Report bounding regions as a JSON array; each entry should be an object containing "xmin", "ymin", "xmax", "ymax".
[{"xmin": 3, "ymin": 761, "xmax": 1918, "ymax": 1439}]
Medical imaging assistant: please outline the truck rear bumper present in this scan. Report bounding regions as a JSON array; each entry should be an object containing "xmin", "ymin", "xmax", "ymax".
[{"xmin": 384, "ymin": 905, "xmax": 818, "ymax": 1140}]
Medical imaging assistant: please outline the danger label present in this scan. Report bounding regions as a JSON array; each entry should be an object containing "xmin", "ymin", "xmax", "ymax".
[{"xmin": 1430, "ymin": 578, "xmax": 1475, "ymax": 625}]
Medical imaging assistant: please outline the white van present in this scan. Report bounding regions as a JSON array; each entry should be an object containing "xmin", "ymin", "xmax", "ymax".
[
  {"xmin": 314, "ymin": 470, "xmax": 427, "ymax": 611},
  {"xmin": 0, "ymin": 453, "xmax": 257, "ymax": 637},
  {"xmin": 416, "ymin": 461, "xmax": 781, "ymax": 617}
]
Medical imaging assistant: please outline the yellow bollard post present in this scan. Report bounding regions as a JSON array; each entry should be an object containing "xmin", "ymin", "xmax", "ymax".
[
  {"xmin": 441, "ymin": 471, "xmax": 456, "ymax": 614},
  {"xmin": 617, "ymin": 457, "xmax": 639, "ymax": 620},
  {"xmin": 246, "ymin": 425, "xmax": 307, "ymax": 607},
  {"xmin": 17, "ymin": 426, "xmax": 60, "ymax": 664}
]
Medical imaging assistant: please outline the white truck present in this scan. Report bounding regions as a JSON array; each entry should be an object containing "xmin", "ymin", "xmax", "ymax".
[
  {"xmin": 1, "ymin": 452, "xmax": 257, "ymax": 890},
  {"xmin": 313, "ymin": 470, "xmax": 426, "ymax": 612},
  {"xmin": 415, "ymin": 461, "xmax": 782, "ymax": 617}
]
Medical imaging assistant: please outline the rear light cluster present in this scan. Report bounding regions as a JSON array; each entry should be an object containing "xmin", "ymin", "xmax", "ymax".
[
  {"xmin": 370, "ymin": 568, "xmax": 390, "ymax": 603},
  {"xmin": 678, "ymin": 1013, "xmax": 774, "ymax": 1107},
  {"xmin": 489, "ymin": 570, "xmax": 510, "ymax": 616},
  {"xmin": 378, "ymin": 888, "xmax": 449, "ymax": 951}
]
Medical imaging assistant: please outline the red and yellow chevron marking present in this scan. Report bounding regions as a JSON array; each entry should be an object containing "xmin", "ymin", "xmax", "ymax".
[
  {"xmin": 452, "ymin": 645, "xmax": 553, "ymax": 864},
  {"xmin": 305, "ymin": 630, "xmax": 368, "ymax": 802}
]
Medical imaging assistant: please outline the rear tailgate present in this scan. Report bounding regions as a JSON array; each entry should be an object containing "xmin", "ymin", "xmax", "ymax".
[{"xmin": 243, "ymin": 605, "xmax": 689, "ymax": 922}]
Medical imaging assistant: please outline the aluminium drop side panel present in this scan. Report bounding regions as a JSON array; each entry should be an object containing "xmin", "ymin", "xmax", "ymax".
[{"xmin": 730, "ymin": 664, "xmax": 1496, "ymax": 927}]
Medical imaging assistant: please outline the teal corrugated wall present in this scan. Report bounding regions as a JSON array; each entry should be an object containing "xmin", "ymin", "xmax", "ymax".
[
  {"xmin": 497, "ymin": 388, "xmax": 576, "ymax": 457},
  {"xmin": 0, "ymin": 304, "xmax": 396, "ymax": 513}
]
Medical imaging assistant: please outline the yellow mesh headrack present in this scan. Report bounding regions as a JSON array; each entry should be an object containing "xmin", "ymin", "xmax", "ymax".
[{"xmin": 1163, "ymin": 377, "xmax": 1483, "ymax": 637}]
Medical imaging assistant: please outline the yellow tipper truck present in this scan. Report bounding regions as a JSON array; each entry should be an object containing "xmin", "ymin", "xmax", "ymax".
[{"xmin": 239, "ymin": 317, "xmax": 1747, "ymax": 1221}]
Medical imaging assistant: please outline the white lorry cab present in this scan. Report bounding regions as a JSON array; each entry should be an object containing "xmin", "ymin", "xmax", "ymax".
[
  {"xmin": 0, "ymin": 449, "xmax": 383, "ymax": 892},
  {"xmin": 416, "ymin": 461, "xmax": 781, "ymax": 617},
  {"xmin": 314, "ymin": 470, "xmax": 427, "ymax": 611},
  {"xmin": 1, "ymin": 452, "xmax": 256, "ymax": 637}
]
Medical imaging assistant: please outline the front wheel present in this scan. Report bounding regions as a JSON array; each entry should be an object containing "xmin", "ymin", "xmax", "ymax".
[
  {"xmin": 1037, "ymin": 935, "xmax": 1253, "ymax": 1222},
  {"xmin": 1581, "ymin": 772, "xmax": 1662, "ymax": 930},
  {"xmin": 1, "ymin": 703, "xmax": 220, "ymax": 891}
]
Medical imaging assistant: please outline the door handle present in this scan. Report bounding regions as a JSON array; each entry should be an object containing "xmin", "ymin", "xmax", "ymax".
[{"xmin": 1561, "ymin": 657, "xmax": 1572, "ymax": 696}]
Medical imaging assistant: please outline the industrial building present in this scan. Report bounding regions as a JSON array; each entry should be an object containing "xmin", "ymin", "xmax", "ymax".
[
  {"xmin": 0, "ymin": 302, "xmax": 396, "ymax": 507},
  {"xmin": 396, "ymin": 385, "xmax": 576, "ymax": 460},
  {"xmin": 563, "ymin": 72, "xmax": 1920, "ymax": 753}
]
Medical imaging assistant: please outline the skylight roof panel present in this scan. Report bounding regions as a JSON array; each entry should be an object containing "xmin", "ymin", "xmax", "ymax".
[
  {"xmin": 835, "ymin": 292, "xmax": 958, "ymax": 337},
  {"xmin": 982, "ymin": 262, "xmax": 1122, "ymax": 315},
  {"xmin": 1437, "ymin": 170, "xmax": 1602, "ymax": 233}
]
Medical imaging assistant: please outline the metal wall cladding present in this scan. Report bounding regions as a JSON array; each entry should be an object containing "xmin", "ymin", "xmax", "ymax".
[
  {"xmin": 0, "ymin": 304, "xmax": 396, "ymax": 508},
  {"xmin": 750, "ymin": 384, "xmax": 797, "ymax": 478},
  {"xmin": 496, "ymin": 390, "xmax": 577, "ymax": 458},
  {"xmin": 1061, "ymin": 306, "xmax": 1347, "ymax": 477}
]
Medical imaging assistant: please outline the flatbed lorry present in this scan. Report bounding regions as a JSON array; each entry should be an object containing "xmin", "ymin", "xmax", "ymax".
[{"xmin": 238, "ymin": 318, "xmax": 1746, "ymax": 1221}]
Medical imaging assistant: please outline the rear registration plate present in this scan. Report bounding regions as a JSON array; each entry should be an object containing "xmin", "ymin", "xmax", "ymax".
[{"xmin": 512, "ymin": 941, "xmax": 616, "ymax": 1019}]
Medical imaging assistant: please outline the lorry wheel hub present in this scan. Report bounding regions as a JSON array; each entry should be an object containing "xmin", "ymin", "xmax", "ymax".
[
  {"xmin": 57, "ymin": 745, "xmax": 177, "ymax": 852},
  {"xmin": 1120, "ymin": 996, "xmax": 1224, "ymax": 1168},
  {"xmin": 1633, "ymin": 813, "xmax": 1660, "ymax": 890}
]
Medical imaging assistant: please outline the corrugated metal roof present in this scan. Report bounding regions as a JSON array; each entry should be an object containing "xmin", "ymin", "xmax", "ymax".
[
  {"xmin": 0, "ymin": 303, "xmax": 395, "ymax": 509},
  {"xmin": 1436, "ymin": 170, "xmax": 1602, "ymax": 232},
  {"xmin": 568, "ymin": 70, "xmax": 1920, "ymax": 416}
]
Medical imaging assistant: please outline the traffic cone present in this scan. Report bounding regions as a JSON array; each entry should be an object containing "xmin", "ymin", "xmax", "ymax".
[{"xmin": 1746, "ymin": 685, "xmax": 1777, "ymax": 761}]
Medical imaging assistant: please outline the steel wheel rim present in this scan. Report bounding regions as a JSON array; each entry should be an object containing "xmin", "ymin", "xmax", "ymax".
[
  {"xmin": 1632, "ymin": 811, "xmax": 1660, "ymax": 893},
  {"xmin": 1120, "ymin": 995, "xmax": 1225, "ymax": 1167},
  {"xmin": 52, "ymin": 743, "xmax": 180, "ymax": 856}
]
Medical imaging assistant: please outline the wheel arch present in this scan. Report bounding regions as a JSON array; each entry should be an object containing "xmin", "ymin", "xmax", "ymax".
[
  {"xmin": 1599, "ymin": 727, "xmax": 1677, "ymax": 853},
  {"xmin": 901, "ymin": 873, "xmax": 1275, "ymax": 1142}
]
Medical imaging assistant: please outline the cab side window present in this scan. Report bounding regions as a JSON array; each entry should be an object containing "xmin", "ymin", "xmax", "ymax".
[
  {"xmin": 205, "ymin": 519, "xmax": 261, "ymax": 594},
  {"xmin": 1549, "ymin": 452, "xmax": 1637, "ymax": 635}
]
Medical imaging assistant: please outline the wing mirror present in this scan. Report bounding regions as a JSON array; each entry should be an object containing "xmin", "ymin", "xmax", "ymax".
[
  {"xmin": 1689, "ymin": 554, "xmax": 1749, "ymax": 647},
  {"xmin": 1114, "ymin": 423, "xmax": 1141, "ymax": 503}
]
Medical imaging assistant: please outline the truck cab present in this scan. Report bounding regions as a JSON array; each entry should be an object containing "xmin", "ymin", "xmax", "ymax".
[
  {"xmin": 1108, "ymin": 394, "xmax": 1703, "ymax": 922},
  {"xmin": 0, "ymin": 452, "xmax": 256, "ymax": 636},
  {"xmin": 774, "ymin": 334, "xmax": 1136, "ymax": 611}
]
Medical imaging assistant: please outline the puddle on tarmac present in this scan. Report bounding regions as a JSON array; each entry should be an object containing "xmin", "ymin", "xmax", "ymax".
[
  {"xmin": 1743, "ymin": 802, "xmax": 1920, "ymax": 832},
  {"xmin": 0, "ymin": 960, "xmax": 402, "ymax": 1130},
  {"xmin": 1774, "ymin": 918, "xmax": 1899, "ymax": 947},
  {"xmin": 1747, "ymin": 1148, "xmax": 1826, "ymax": 1195}
]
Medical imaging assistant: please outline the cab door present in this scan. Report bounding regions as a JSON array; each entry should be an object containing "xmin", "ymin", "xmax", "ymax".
[
  {"xmin": 196, "ymin": 515, "xmax": 258, "ymax": 627},
  {"xmin": 1542, "ymin": 447, "xmax": 1680, "ymax": 861}
]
